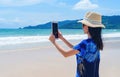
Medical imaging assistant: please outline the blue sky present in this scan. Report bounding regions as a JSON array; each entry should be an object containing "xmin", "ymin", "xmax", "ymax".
[{"xmin": 0, "ymin": 0, "xmax": 120, "ymax": 28}]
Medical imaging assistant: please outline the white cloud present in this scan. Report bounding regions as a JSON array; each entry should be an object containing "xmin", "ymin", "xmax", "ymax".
[
  {"xmin": 0, "ymin": 0, "xmax": 44, "ymax": 7},
  {"xmin": 73, "ymin": 0, "xmax": 99, "ymax": 10}
]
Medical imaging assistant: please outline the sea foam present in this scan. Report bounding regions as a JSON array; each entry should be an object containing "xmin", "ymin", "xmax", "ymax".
[{"xmin": 0, "ymin": 33, "xmax": 120, "ymax": 46}]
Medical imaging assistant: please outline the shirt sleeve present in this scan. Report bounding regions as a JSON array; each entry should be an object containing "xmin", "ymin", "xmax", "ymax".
[
  {"xmin": 73, "ymin": 41, "xmax": 84, "ymax": 52},
  {"xmin": 73, "ymin": 43, "xmax": 81, "ymax": 52},
  {"xmin": 73, "ymin": 40, "xmax": 87, "ymax": 56}
]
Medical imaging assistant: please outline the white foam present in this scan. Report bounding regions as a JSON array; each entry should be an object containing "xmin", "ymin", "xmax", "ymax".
[
  {"xmin": 0, "ymin": 36, "xmax": 49, "ymax": 46},
  {"xmin": 64, "ymin": 34, "xmax": 87, "ymax": 40},
  {"xmin": 0, "ymin": 33, "xmax": 120, "ymax": 46},
  {"xmin": 103, "ymin": 33, "xmax": 120, "ymax": 38}
]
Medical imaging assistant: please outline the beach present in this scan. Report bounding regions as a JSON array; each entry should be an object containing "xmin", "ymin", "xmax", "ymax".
[
  {"xmin": 100, "ymin": 40, "xmax": 120, "ymax": 77},
  {"xmin": 0, "ymin": 39, "xmax": 120, "ymax": 77}
]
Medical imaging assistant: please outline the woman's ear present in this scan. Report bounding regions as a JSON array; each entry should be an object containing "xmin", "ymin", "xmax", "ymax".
[
  {"xmin": 86, "ymin": 26, "xmax": 89, "ymax": 34},
  {"xmin": 83, "ymin": 25, "xmax": 89, "ymax": 34}
]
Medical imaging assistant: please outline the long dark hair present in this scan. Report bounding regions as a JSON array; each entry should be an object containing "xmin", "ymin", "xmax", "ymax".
[{"xmin": 88, "ymin": 27, "xmax": 103, "ymax": 50}]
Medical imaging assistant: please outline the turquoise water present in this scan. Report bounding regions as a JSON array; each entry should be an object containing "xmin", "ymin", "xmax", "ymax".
[
  {"xmin": 0, "ymin": 29, "xmax": 84, "ymax": 37},
  {"xmin": 0, "ymin": 29, "xmax": 120, "ymax": 37},
  {"xmin": 0, "ymin": 29, "xmax": 51, "ymax": 37}
]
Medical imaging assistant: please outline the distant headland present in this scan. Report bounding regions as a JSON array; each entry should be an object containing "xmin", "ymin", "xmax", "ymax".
[{"xmin": 22, "ymin": 16, "xmax": 120, "ymax": 29}]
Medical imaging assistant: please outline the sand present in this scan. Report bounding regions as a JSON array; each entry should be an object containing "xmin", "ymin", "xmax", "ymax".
[{"xmin": 0, "ymin": 39, "xmax": 120, "ymax": 77}]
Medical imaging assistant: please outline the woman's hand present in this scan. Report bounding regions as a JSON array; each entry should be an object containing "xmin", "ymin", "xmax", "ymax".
[
  {"xmin": 49, "ymin": 34, "xmax": 56, "ymax": 44},
  {"xmin": 58, "ymin": 31, "xmax": 64, "ymax": 40}
]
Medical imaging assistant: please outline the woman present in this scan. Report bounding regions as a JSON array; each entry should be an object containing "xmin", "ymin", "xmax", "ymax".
[{"xmin": 49, "ymin": 12, "xmax": 105, "ymax": 77}]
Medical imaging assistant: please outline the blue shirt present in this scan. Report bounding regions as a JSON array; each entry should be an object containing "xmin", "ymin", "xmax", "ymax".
[{"xmin": 73, "ymin": 38, "xmax": 100, "ymax": 77}]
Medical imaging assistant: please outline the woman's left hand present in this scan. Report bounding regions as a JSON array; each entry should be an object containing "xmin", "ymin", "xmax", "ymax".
[{"xmin": 49, "ymin": 34, "xmax": 56, "ymax": 44}]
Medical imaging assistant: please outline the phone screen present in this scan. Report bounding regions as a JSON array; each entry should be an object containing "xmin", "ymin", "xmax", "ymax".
[{"xmin": 52, "ymin": 22, "xmax": 58, "ymax": 38}]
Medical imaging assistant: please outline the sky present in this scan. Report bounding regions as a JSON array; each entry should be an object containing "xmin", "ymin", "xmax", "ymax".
[{"xmin": 0, "ymin": 0, "xmax": 120, "ymax": 28}]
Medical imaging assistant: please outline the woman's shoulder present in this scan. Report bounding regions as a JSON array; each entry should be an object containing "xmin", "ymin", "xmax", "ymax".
[
  {"xmin": 74, "ymin": 38, "xmax": 94, "ymax": 48},
  {"xmin": 81, "ymin": 38, "xmax": 93, "ymax": 44}
]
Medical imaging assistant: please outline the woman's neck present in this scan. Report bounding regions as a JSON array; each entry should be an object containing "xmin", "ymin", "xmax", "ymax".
[{"xmin": 87, "ymin": 33, "xmax": 91, "ymax": 39}]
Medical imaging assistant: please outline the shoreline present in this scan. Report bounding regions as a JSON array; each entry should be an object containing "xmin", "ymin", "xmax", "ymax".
[
  {"xmin": 0, "ymin": 36, "xmax": 120, "ymax": 51},
  {"xmin": 0, "ymin": 31, "xmax": 120, "ymax": 48}
]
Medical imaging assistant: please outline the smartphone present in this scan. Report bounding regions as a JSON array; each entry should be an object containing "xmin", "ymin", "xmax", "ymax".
[{"xmin": 52, "ymin": 22, "xmax": 58, "ymax": 38}]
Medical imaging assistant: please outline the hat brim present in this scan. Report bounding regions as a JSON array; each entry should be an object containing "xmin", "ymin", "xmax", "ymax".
[{"xmin": 78, "ymin": 19, "xmax": 105, "ymax": 28}]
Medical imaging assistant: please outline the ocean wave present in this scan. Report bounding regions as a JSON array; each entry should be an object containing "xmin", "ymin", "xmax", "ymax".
[
  {"xmin": 103, "ymin": 33, "xmax": 120, "ymax": 38},
  {"xmin": 0, "ymin": 36, "xmax": 49, "ymax": 46},
  {"xmin": 0, "ymin": 33, "xmax": 120, "ymax": 46}
]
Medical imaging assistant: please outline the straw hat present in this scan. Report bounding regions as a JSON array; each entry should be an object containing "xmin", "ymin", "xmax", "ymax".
[{"xmin": 78, "ymin": 12, "xmax": 105, "ymax": 28}]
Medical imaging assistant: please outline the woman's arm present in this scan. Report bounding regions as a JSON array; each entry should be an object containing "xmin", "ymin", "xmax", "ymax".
[
  {"xmin": 49, "ymin": 34, "xmax": 79, "ymax": 57},
  {"xmin": 58, "ymin": 32, "xmax": 73, "ymax": 48}
]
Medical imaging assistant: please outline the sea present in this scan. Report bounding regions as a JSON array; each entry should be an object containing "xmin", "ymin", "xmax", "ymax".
[{"xmin": 0, "ymin": 29, "xmax": 120, "ymax": 47}]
